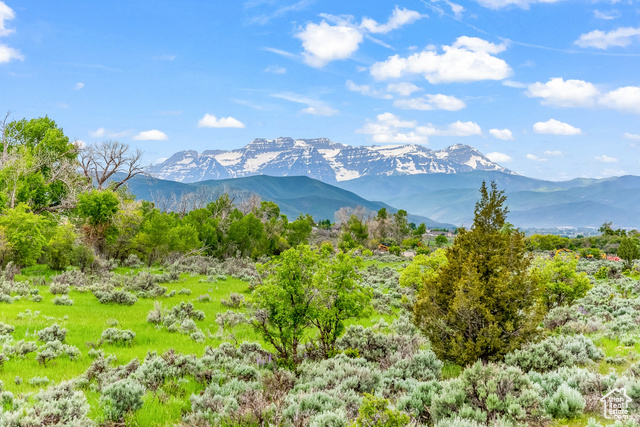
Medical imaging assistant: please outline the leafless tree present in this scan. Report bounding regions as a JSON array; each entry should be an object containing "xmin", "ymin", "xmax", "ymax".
[
  {"xmin": 334, "ymin": 206, "xmax": 373, "ymax": 225},
  {"xmin": 79, "ymin": 140, "xmax": 144, "ymax": 190}
]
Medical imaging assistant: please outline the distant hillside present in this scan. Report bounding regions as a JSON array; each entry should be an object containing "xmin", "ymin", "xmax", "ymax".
[
  {"xmin": 335, "ymin": 172, "xmax": 640, "ymax": 228},
  {"xmin": 124, "ymin": 174, "xmax": 453, "ymax": 228}
]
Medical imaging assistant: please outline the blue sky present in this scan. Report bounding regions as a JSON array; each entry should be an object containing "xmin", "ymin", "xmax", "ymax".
[{"xmin": 1, "ymin": 0, "xmax": 639, "ymax": 180}]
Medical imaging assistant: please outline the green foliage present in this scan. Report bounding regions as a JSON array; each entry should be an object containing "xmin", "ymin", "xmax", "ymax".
[
  {"xmin": 101, "ymin": 378, "xmax": 146, "ymax": 422},
  {"xmin": 351, "ymin": 393, "xmax": 409, "ymax": 427},
  {"xmin": 399, "ymin": 248, "xmax": 447, "ymax": 290},
  {"xmin": 339, "ymin": 215, "xmax": 368, "ymax": 251},
  {"xmin": 435, "ymin": 234, "xmax": 448, "ymax": 246},
  {"xmin": 431, "ymin": 361, "xmax": 543, "ymax": 426},
  {"xmin": 618, "ymin": 237, "xmax": 640, "ymax": 270},
  {"xmin": 414, "ymin": 181, "xmax": 543, "ymax": 365},
  {"xmin": 77, "ymin": 189, "xmax": 120, "ymax": 226},
  {"xmin": 504, "ymin": 334, "xmax": 603, "ymax": 372},
  {"xmin": 43, "ymin": 223, "xmax": 77, "ymax": 270},
  {"xmin": 0, "ymin": 203, "xmax": 47, "ymax": 266},
  {"xmin": 534, "ymin": 254, "xmax": 592, "ymax": 310},
  {"xmin": 252, "ymin": 246, "xmax": 367, "ymax": 365},
  {"xmin": 543, "ymin": 383, "xmax": 585, "ymax": 419}
]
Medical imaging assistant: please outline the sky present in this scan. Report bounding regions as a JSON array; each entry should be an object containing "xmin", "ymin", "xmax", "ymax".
[{"xmin": 1, "ymin": 0, "xmax": 639, "ymax": 181}]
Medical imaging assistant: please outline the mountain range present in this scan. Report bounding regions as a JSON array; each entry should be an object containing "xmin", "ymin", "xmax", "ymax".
[
  {"xmin": 141, "ymin": 138, "xmax": 640, "ymax": 229},
  {"xmin": 148, "ymin": 138, "xmax": 513, "ymax": 183}
]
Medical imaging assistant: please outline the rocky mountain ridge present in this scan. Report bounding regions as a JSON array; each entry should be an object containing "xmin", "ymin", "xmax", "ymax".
[{"xmin": 148, "ymin": 137, "xmax": 514, "ymax": 183}]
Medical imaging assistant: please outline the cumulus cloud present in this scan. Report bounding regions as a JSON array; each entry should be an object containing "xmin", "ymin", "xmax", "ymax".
[
  {"xmin": 599, "ymin": 86, "xmax": 640, "ymax": 115},
  {"xmin": 356, "ymin": 113, "xmax": 481, "ymax": 143},
  {"xmin": 345, "ymin": 80, "xmax": 392, "ymax": 99},
  {"xmin": 623, "ymin": 133, "xmax": 640, "ymax": 140},
  {"xmin": 90, "ymin": 128, "xmax": 106, "ymax": 138},
  {"xmin": 264, "ymin": 65, "xmax": 286, "ymax": 74},
  {"xmin": 485, "ymin": 152, "xmax": 512, "ymax": 163},
  {"xmin": 527, "ymin": 153, "xmax": 548, "ymax": 162},
  {"xmin": 594, "ymin": 10, "xmax": 620, "ymax": 20},
  {"xmin": 132, "ymin": 130, "xmax": 168, "ymax": 141},
  {"xmin": 474, "ymin": 0, "xmax": 564, "ymax": 9},
  {"xmin": 0, "ymin": 2, "xmax": 23, "ymax": 64},
  {"xmin": 198, "ymin": 114, "xmax": 246, "ymax": 128},
  {"xmin": 544, "ymin": 150, "xmax": 563, "ymax": 156},
  {"xmin": 356, "ymin": 112, "xmax": 426, "ymax": 144},
  {"xmin": 386, "ymin": 82, "xmax": 421, "ymax": 96},
  {"xmin": 526, "ymin": 77, "xmax": 600, "ymax": 107},
  {"xmin": 272, "ymin": 92, "xmax": 338, "ymax": 116},
  {"xmin": 360, "ymin": 7, "xmax": 425, "ymax": 34},
  {"xmin": 595, "ymin": 154, "xmax": 618, "ymax": 163},
  {"xmin": 0, "ymin": 1, "xmax": 16, "ymax": 37},
  {"xmin": 489, "ymin": 128, "xmax": 514, "ymax": 140},
  {"xmin": 295, "ymin": 20, "xmax": 364, "ymax": 67},
  {"xmin": 394, "ymin": 94, "xmax": 466, "ymax": 111},
  {"xmin": 575, "ymin": 26, "xmax": 640, "ymax": 49},
  {"xmin": 533, "ymin": 119, "xmax": 582, "ymax": 135},
  {"xmin": 370, "ymin": 36, "xmax": 511, "ymax": 83},
  {"xmin": 74, "ymin": 82, "xmax": 85, "ymax": 90}
]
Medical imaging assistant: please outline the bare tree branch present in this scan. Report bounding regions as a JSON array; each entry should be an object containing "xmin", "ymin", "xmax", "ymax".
[{"xmin": 79, "ymin": 140, "xmax": 145, "ymax": 190}]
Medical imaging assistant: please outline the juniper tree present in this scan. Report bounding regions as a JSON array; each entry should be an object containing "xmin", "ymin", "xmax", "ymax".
[{"xmin": 414, "ymin": 181, "xmax": 543, "ymax": 366}]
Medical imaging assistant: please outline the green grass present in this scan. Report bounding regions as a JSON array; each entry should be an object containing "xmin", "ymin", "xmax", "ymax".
[{"xmin": 0, "ymin": 266, "xmax": 400, "ymax": 425}]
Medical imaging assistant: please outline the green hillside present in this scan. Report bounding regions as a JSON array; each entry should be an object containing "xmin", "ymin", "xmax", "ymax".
[{"xmin": 123, "ymin": 174, "xmax": 452, "ymax": 227}]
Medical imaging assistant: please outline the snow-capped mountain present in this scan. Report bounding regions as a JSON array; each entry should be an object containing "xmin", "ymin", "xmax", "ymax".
[{"xmin": 147, "ymin": 137, "xmax": 515, "ymax": 183}]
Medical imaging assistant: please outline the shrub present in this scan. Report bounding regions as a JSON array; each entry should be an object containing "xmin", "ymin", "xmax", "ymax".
[
  {"xmin": 49, "ymin": 282, "xmax": 70, "ymax": 295},
  {"xmin": 221, "ymin": 292, "xmax": 245, "ymax": 309},
  {"xmin": 397, "ymin": 380, "xmax": 442, "ymax": 423},
  {"xmin": 28, "ymin": 376, "xmax": 50, "ymax": 386},
  {"xmin": 101, "ymin": 378, "xmax": 145, "ymax": 422},
  {"xmin": 147, "ymin": 301, "xmax": 167, "ymax": 324},
  {"xmin": 430, "ymin": 361, "xmax": 544, "ymax": 426},
  {"xmin": 94, "ymin": 289, "xmax": 138, "ymax": 306},
  {"xmin": 100, "ymin": 328, "xmax": 136, "ymax": 346},
  {"xmin": 15, "ymin": 380, "xmax": 93, "ymax": 426},
  {"xmin": 52, "ymin": 295, "xmax": 74, "ymax": 306},
  {"xmin": 543, "ymin": 384, "xmax": 586, "ymax": 419},
  {"xmin": 0, "ymin": 322, "xmax": 14, "ymax": 336},
  {"xmin": 504, "ymin": 335, "xmax": 603, "ymax": 373},
  {"xmin": 352, "ymin": 393, "xmax": 410, "ymax": 427},
  {"xmin": 38, "ymin": 324, "xmax": 67, "ymax": 343},
  {"xmin": 178, "ymin": 288, "xmax": 191, "ymax": 295}
]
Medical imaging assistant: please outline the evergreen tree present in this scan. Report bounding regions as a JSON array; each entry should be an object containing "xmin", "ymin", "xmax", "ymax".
[
  {"xmin": 618, "ymin": 237, "xmax": 640, "ymax": 270},
  {"xmin": 414, "ymin": 181, "xmax": 543, "ymax": 365}
]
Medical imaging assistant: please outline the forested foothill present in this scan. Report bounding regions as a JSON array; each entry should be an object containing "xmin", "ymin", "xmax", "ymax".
[{"xmin": 0, "ymin": 116, "xmax": 640, "ymax": 426}]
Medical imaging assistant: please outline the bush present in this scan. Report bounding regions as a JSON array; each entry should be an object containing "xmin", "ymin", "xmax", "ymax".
[
  {"xmin": 504, "ymin": 335, "xmax": 603, "ymax": 373},
  {"xmin": 0, "ymin": 322, "xmax": 14, "ymax": 336},
  {"xmin": 19, "ymin": 381, "xmax": 93, "ymax": 426},
  {"xmin": 101, "ymin": 378, "xmax": 145, "ymax": 422},
  {"xmin": 94, "ymin": 289, "xmax": 138, "ymax": 306},
  {"xmin": 49, "ymin": 282, "xmax": 70, "ymax": 295},
  {"xmin": 52, "ymin": 295, "xmax": 73, "ymax": 306},
  {"xmin": 100, "ymin": 328, "xmax": 136, "ymax": 346},
  {"xmin": 38, "ymin": 324, "xmax": 67, "ymax": 343},
  {"xmin": 430, "ymin": 361, "xmax": 543, "ymax": 426},
  {"xmin": 221, "ymin": 292, "xmax": 245, "ymax": 309},
  {"xmin": 543, "ymin": 384, "xmax": 586, "ymax": 419},
  {"xmin": 352, "ymin": 393, "xmax": 410, "ymax": 427}
]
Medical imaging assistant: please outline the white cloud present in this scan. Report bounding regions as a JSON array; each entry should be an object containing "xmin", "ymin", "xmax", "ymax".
[
  {"xmin": 599, "ymin": 86, "xmax": 640, "ymax": 115},
  {"xmin": 599, "ymin": 168, "xmax": 626, "ymax": 177},
  {"xmin": 264, "ymin": 65, "xmax": 286, "ymax": 74},
  {"xmin": 594, "ymin": 10, "xmax": 620, "ymax": 20},
  {"xmin": 527, "ymin": 153, "xmax": 548, "ymax": 162},
  {"xmin": 394, "ymin": 94, "xmax": 466, "ymax": 111},
  {"xmin": 345, "ymin": 80, "xmax": 392, "ymax": 99},
  {"xmin": 526, "ymin": 77, "xmax": 600, "ymax": 107},
  {"xmin": 370, "ymin": 36, "xmax": 511, "ymax": 83},
  {"xmin": 198, "ymin": 114, "xmax": 246, "ymax": 128},
  {"xmin": 295, "ymin": 20, "xmax": 363, "ymax": 67},
  {"xmin": 417, "ymin": 120, "xmax": 482, "ymax": 136},
  {"xmin": 360, "ymin": 7, "xmax": 425, "ymax": 34},
  {"xmin": 262, "ymin": 47, "xmax": 297, "ymax": 58},
  {"xmin": 90, "ymin": 128, "xmax": 106, "ymax": 138},
  {"xmin": 595, "ymin": 154, "xmax": 618, "ymax": 163},
  {"xmin": 0, "ymin": 1, "xmax": 16, "ymax": 37},
  {"xmin": 474, "ymin": 0, "xmax": 564, "ymax": 9},
  {"xmin": 74, "ymin": 82, "xmax": 85, "ymax": 90},
  {"xmin": 132, "ymin": 130, "xmax": 168, "ymax": 141},
  {"xmin": 386, "ymin": 82, "xmax": 421, "ymax": 96},
  {"xmin": 623, "ymin": 133, "xmax": 640, "ymax": 140},
  {"xmin": 357, "ymin": 113, "xmax": 482, "ymax": 143},
  {"xmin": 272, "ymin": 92, "xmax": 338, "ymax": 116},
  {"xmin": 544, "ymin": 150, "xmax": 563, "ymax": 156},
  {"xmin": 533, "ymin": 119, "xmax": 582, "ymax": 135},
  {"xmin": 486, "ymin": 152, "xmax": 512, "ymax": 163},
  {"xmin": 0, "ymin": 43, "xmax": 23, "ymax": 63},
  {"xmin": 575, "ymin": 26, "xmax": 640, "ymax": 49},
  {"xmin": 503, "ymin": 80, "xmax": 527, "ymax": 89},
  {"xmin": 154, "ymin": 54, "xmax": 176, "ymax": 61},
  {"xmin": 489, "ymin": 128, "xmax": 514, "ymax": 140}
]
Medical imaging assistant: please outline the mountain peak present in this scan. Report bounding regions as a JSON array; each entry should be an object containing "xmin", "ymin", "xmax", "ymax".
[{"xmin": 148, "ymin": 138, "xmax": 515, "ymax": 183}]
